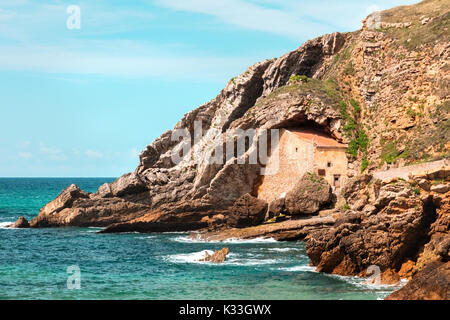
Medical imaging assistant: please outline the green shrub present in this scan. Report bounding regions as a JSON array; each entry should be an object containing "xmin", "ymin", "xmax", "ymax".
[
  {"xmin": 351, "ymin": 99, "xmax": 361, "ymax": 113},
  {"xmin": 357, "ymin": 129, "xmax": 369, "ymax": 150},
  {"xmin": 361, "ymin": 155, "xmax": 369, "ymax": 172},
  {"xmin": 347, "ymin": 139, "xmax": 359, "ymax": 158},
  {"xmin": 289, "ymin": 74, "xmax": 308, "ymax": 83}
]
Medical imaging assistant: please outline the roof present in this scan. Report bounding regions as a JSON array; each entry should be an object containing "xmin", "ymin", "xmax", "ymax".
[{"xmin": 287, "ymin": 129, "xmax": 347, "ymax": 149}]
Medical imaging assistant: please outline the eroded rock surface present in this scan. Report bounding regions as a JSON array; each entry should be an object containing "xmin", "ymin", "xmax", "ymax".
[
  {"xmin": 285, "ymin": 173, "xmax": 332, "ymax": 216},
  {"xmin": 227, "ymin": 194, "xmax": 268, "ymax": 228},
  {"xmin": 199, "ymin": 248, "xmax": 230, "ymax": 263},
  {"xmin": 385, "ymin": 261, "xmax": 449, "ymax": 300},
  {"xmin": 9, "ymin": 216, "xmax": 30, "ymax": 228}
]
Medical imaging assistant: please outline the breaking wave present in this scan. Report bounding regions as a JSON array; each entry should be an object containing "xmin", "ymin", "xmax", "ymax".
[{"xmin": 172, "ymin": 235, "xmax": 278, "ymax": 244}]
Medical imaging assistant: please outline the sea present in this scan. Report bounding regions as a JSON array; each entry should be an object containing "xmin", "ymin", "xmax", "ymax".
[{"xmin": 0, "ymin": 178, "xmax": 401, "ymax": 300}]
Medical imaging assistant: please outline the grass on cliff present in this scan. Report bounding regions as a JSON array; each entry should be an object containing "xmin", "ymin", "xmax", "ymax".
[
  {"xmin": 379, "ymin": 102, "xmax": 450, "ymax": 165},
  {"xmin": 258, "ymin": 77, "xmax": 343, "ymax": 108},
  {"xmin": 379, "ymin": 10, "xmax": 449, "ymax": 51}
]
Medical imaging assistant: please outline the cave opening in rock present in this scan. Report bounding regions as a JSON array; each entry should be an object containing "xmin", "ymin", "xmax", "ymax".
[{"xmin": 401, "ymin": 196, "xmax": 438, "ymax": 267}]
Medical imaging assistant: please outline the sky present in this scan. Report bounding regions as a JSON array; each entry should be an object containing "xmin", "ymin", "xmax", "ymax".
[{"xmin": 0, "ymin": 0, "xmax": 419, "ymax": 177}]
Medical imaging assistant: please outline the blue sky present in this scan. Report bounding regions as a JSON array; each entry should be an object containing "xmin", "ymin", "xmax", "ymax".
[{"xmin": 0, "ymin": 0, "xmax": 418, "ymax": 177}]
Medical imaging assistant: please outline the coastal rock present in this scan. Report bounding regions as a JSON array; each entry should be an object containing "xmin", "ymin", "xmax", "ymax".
[
  {"xmin": 227, "ymin": 194, "xmax": 268, "ymax": 228},
  {"xmin": 199, "ymin": 248, "xmax": 230, "ymax": 263},
  {"xmin": 267, "ymin": 197, "xmax": 286, "ymax": 218},
  {"xmin": 11, "ymin": 216, "xmax": 30, "ymax": 228},
  {"xmin": 305, "ymin": 176, "xmax": 444, "ymax": 276},
  {"xmin": 385, "ymin": 261, "xmax": 450, "ymax": 300},
  {"xmin": 285, "ymin": 173, "xmax": 332, "ymax": 216},
  {"xmin": 37, "ymin": 184, "xmax": 89, "ymax": 217},
  {"xmin": 195, "ymin": 215, "xmax": 336, "ymax": 242},
  {"xmin": 109, "ymin": 172, "xmax": 147, "ymax": 197}
]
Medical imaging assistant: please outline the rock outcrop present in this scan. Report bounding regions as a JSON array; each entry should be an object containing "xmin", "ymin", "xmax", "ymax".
[
  {"xmin": 226, "ymin": 194, "xmax": 268, "ymax": 228},
  {"xmin": 199, "ymin": 248, "xmax": 230, "ymax": 263},
  {"xmin": 30, "ymin": 29, "xmax": 349, "ymax": 231},
  {"xmin": 304, "ymin": 165, "xmax": 449, "ymax": 293},
  {"xmin": 285, "ymin": 173, "xmax": 332, "ymax": 216},
  {"xmin": 386, "ymin": 261, "xmax": 449, "ymax": 300},
  {"xmin": 9, "ymin": 216, "xmax": 30, "ymax": 228}
]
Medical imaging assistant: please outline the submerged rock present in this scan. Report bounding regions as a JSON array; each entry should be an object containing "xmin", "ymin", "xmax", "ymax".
[{"xmin": 199, "ymin": 248, "xmax": 230, "ymax": 263}]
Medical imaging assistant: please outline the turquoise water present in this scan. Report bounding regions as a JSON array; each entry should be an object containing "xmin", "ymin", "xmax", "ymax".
[{"xmin": 0, "ymin": 178, "xmax": 398, "ymax": 300}]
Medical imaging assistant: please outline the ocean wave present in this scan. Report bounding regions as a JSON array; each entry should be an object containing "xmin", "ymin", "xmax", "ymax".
[
  {"xmin": 323, "ymin": 273, "xmax": 406, "ymax": 290},
  {"xmin": 278, "ymin": 265, "xmax": 317, "ymax": 272},
  {"xmin": 264, "ymin": 247, "xmax": 302, "ymax": 252},
  {"xmin": 165, "ymin": 251, "xmax": 279, "ymax": 266},
  {"xmin": 165, "ymin": 250, "xmax": 214, "ymax": 264},
  {"xmin": 172, "ymin": 235, "xmax": 278, "ymax": 244},
  {"xmin": 226, "ymin": 258, "xmax": 279, "ymax": 266},
  {"xmin": 0, "ymin": 222, "xmax": 14, "ymax": 229}
]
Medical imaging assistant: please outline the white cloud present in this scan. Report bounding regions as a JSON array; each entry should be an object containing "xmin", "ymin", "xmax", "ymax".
[
  {"xmin": 18, "ymin": 152, "xmax": 32, "ymax": 159},
  {"xmin": 85, "ymin": 149, "xmax": 103, "ymax": 159},
  {"xmin": 156, "ymin": 0, "xmax": 420, "ymax": 38},
  {"xmin": 39, "ymin": 144, "xmax": 68, "ymax": 161},
  {"xmin": 155, "ymin": 0, "xmax": 327, "ymax": 40},
  {"xmin": 0, "ymin": 42, "xmax": 253, "ymax": 79}
]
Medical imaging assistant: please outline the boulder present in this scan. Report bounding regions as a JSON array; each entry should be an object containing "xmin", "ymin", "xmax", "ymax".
[
  {"xmin": 39, "ymin": 184, "xmax": 89, "ymax": 216},
  {"xmin": 11, "ymin": 216, "xmax": 29, "ymax": 228},
  {"xmin": 430, "ymin": 184, "xmax": 450, "ymax": 194},
  {"xmin": 109, "ymin": 172, "xmax": 147, "ymax": 197},
  {"xmin": 285, "ymin": 173, "xmax": 332, "ymax": 216},
  {"xmin": 227, "ymin": 194, "xmax": 268, "ymax": 228},
  {"xmin": 386, "ymin": 261, "xmax": 449, "ymax": 300},
  {"xmin": 96, "ymin": 183, "xmax": 113, "ymax": 198},
  {"xmin": 267, "ymin": 197, "xmax": 285, "ymax": 218},
  {"xmin": 199, "ymin": 248, "xmax": 230, "ymax": 263}
]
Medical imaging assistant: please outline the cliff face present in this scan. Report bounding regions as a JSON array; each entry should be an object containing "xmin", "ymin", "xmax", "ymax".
[
  {"xmin": 29, "ymin": 0, "xmax": 448, "ymax": 240},
  {"xmin": 30, "ymin": 31, "xmax": 349, "ymax": 229}
]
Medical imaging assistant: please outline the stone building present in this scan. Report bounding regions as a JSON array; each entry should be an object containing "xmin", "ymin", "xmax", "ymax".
[{"xmin": 257, "ymin": 128, "xmax": 348, "ymax": 203}]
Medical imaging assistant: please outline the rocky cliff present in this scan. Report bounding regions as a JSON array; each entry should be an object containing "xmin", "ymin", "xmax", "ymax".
[{"xmin": 25, "ymin": 0, "xmax": 449, "ymax": 299}]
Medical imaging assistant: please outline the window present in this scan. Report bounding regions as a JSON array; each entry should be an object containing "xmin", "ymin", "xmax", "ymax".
[
  {"xmin": 318, "ymin": 169, "xmax": 326, "ymax": 176},
  {"xmin": 327, "ymin": 162, "xmax": 332, "ymax": 168}
]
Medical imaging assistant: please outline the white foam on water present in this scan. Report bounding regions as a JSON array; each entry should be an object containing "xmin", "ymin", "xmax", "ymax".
[
  {"xmin": 172, "ymin": 235, "xmax": 278, "ymax": 244},
  {"xmin": 171, "ymin": 235, "xmax": 208, "ymax": 243},
  {"xmin": 137, "ymin": 235, "xmax": 156, "ymax": 239},
  {"xmin": 223, "ymin": 237, "xmax": 278, "ymax": 244},
  {"xmin": 226, "ymin": 258, "xmax": 279, "ymax": 266},
  {"xmin": 0, "ymin": 222, "xmax": 15, "ymax": 229},
  {"xmin": 165, "ymin": 251, "xmax": 280, "ymax": 266},
  {"xmin": 166, "ymin": 250, "xmax": 214, "ymax": 264},
  {"xmin": 324, "ymin": 273, "xmax": 405, "ymax": 290},
  {"xmin": 265, "ymin": 247, "xmax": 302, "ymax": 252},
  {"xmin": 278, "ymin": 265, "xmax": 317, "ymax": 272}
]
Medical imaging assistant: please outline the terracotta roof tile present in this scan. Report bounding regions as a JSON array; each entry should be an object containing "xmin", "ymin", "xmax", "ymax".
[{"xmin": 288, "ymin": 129, "xmax": 347, "ymax": 148}]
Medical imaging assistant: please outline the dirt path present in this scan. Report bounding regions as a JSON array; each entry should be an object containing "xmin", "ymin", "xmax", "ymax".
[{"xmin": 373, "ymin": 159, "xmax": 448, "ymax": 182}]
